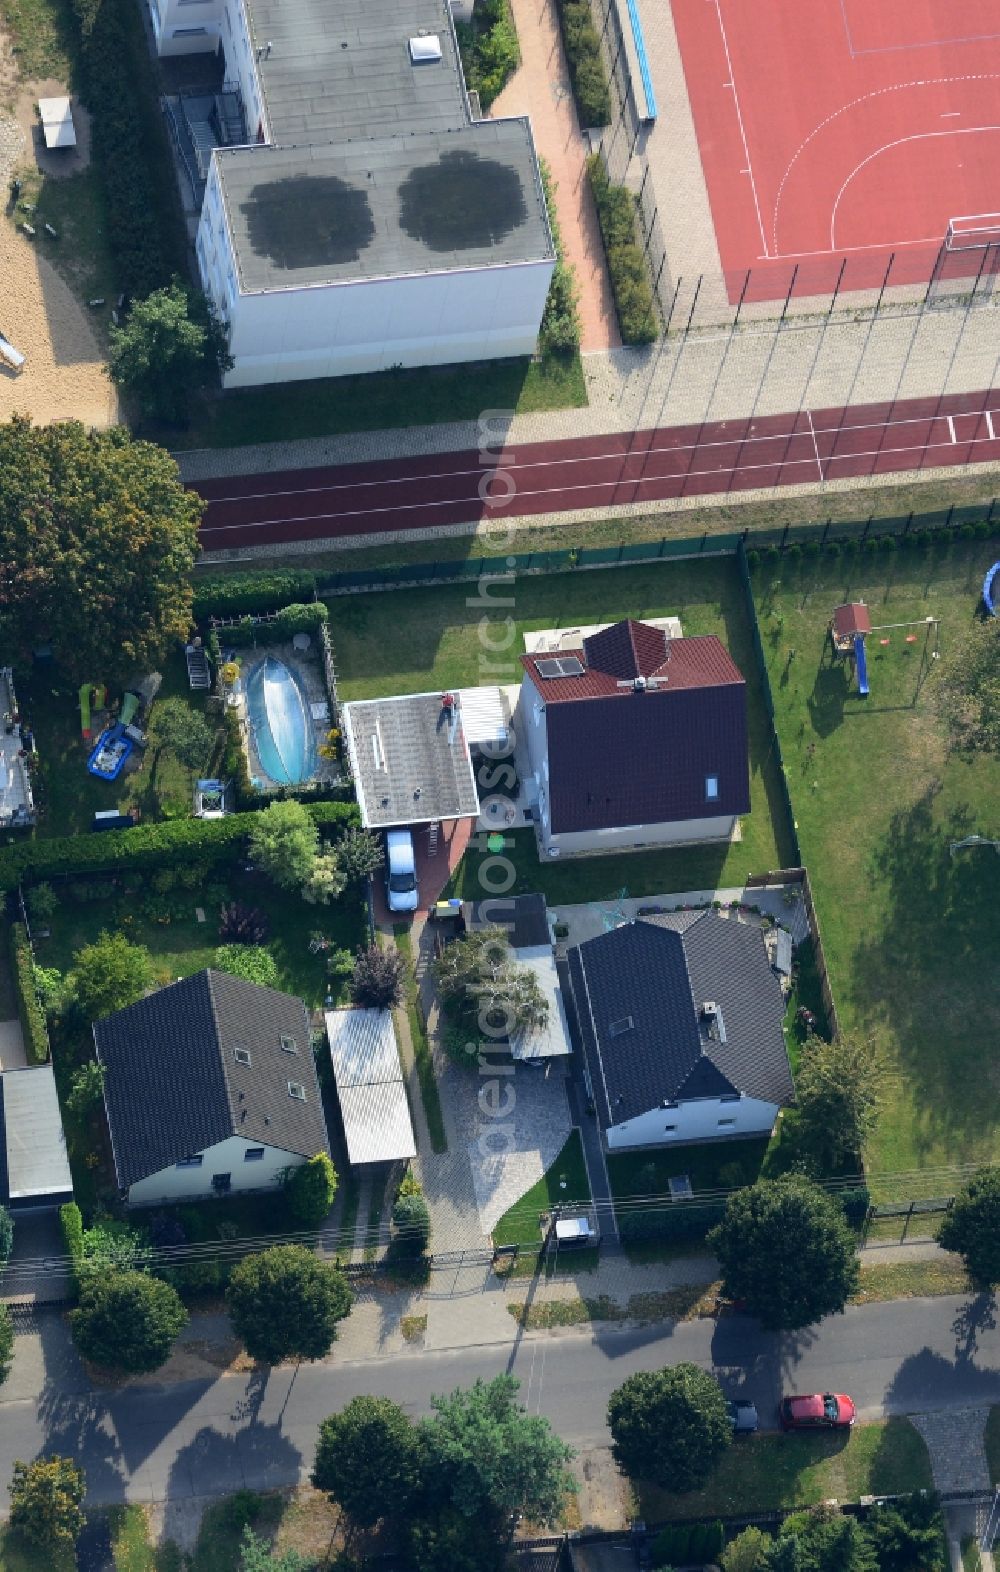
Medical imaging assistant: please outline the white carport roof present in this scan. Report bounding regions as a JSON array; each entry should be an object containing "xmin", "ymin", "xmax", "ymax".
[
  {"xmin": 2, "ymin": 1065, "xmax": 73, "ymax": 1204},
  {"xmin": 510, "ymin": 947, "xmax": 573, "ymax": 1061},
  {"xmin": 454, "ymin": 687, "xmax": 510, "ymax": 750},
  {"xmin": 325, "ymin": 1007, "xmax": 416, "ymax": 1165}
]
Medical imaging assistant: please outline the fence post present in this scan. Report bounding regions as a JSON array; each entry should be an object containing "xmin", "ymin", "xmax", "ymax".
[
  {"xmin": 780, "ymin": 523, "xmax": 790, "ymax": 551},
  {"xmin": 861, "ymin": 515, "xmax": 872, "ymax": 543},
  {"xmin": 901, "ymin": 1200, "xmax": 914, "ymax": 1243},
  {"xmin": 820, "ymin": 521, "xmax": 829, "ymax": 547},
  {"xmin": 903, "ymin": 512, "xmax": 913, "ymax": 537}
]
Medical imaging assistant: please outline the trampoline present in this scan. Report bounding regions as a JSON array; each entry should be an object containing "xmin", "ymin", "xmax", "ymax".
[{"xmin": 983, "ymin": 562, "xmax": 1000, "ymax": 616}]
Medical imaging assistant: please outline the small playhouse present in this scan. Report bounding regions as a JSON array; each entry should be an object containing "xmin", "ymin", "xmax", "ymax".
[{"xmin": 829, "ymin": 602, "xmax": 871, "ymax": 696}]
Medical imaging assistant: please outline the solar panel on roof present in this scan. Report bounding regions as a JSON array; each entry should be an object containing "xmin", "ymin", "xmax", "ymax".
[{"xmin": 536, "ymin": 656, "xmax": 585, "ymax": 679}]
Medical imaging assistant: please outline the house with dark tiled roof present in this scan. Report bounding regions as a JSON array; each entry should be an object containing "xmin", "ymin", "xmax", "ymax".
[
  {"xmin": 94, "ymin": 970, "xmax": 330, "ymax": 1207},
  {"xmin": 516, "ymin": 620, "xmax": 750, "ymax": 857},
  {"xmin": 567, "ymin": 911, "xmax": 792, "ymax": 1149}
]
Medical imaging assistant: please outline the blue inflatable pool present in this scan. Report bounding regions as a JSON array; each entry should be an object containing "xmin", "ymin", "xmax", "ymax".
[
  {"xmin": 983, "ymin": 561, "xmax": 1000, "ymax": 616},
  {"xmin": 87, "ymin": 724, "xmax": 133, "ymax": 781}
]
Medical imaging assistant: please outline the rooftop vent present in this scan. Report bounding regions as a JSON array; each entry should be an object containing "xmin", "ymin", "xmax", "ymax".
[
  {"xmin": 233, "ymin": 1047, "xmax": 252, "ymax": 1067},
  {"xmin": 700, "ymin": 1001, "xmax": 727, "ymax": 1043},
  {"xmin": 536, "ymin": 656, "xmax": 585, "ymax": 679},
  {"xmin": 608, "ymin": 1015, "xmax": 634, "ymax": 1037},
  {"xmin": 408, "ymin": 33, "xmax": 442, "ymax": 62}
]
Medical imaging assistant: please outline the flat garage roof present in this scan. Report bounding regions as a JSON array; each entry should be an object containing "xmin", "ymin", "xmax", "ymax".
[
  {"xmin": 325, "ymin": 1007, "xmax": 416, "ymax": 1165},
  {"xmin": 1, "ymin": 1065, "xmax": 73, "ymax": 1207},
  {"xmin": 343, "ymin": 692, "xmax": 480, "ymax": 830},
  {"xmin": 511, "ymin": 947, "xmax": 573, "ymax": 1061}
]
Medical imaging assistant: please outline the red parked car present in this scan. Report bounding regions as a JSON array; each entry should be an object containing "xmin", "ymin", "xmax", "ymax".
[{"xmin": 779, "ymin": 1393, "xmax": 856, "ymax": 1431}]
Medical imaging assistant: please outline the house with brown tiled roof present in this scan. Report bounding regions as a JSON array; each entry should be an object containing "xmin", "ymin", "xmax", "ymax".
[{"xmin": 516, "ymin": 619, "xmax": 750, "ymax": 858}]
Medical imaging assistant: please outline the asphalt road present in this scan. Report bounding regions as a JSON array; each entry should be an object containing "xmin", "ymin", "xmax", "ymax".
[{"xmin": 1, "ymin": 1293, "xmax": 998, "ymax": 1507}]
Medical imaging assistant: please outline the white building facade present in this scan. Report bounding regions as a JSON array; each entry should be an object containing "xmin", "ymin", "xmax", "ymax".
[
  {"xmin": 152, "ymin": 0, "xmax": 554, "ymax": 386},
  {"xmin": 127, "ymin": 1133, "xmax": 305, "ymax": 1207}
]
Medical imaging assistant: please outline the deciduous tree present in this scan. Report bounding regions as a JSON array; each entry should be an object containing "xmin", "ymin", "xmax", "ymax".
[
  {"xmin": 722, "ymin": 1526, "xmax": 774, "ymax": 1572},
  {"xmin": 70, "ymin": 1270, "xmax": 188, "ymax": 1373},
  {"xmin": 0, "ymin": 1303, "xmax": 13, "ymax": 1388},
  {"xmin": 70, "ymin": 931, "xmax": 153, "ymax": 1021},
  {"xmin": 107, "ymin": 281, "xmax": 233, "ymax": 423},
  {"xmin": 8, "ymin": 1456, "xmax": 85, "ymax": 1553},
  {"xmin": 337, "ymin": 825, "xmax": 385, "ymax": 882},
  {"xmin": 227, "ymin": 1245, "xmax": 352, "ymax": 1365},
  {"xmin": 606, "ymin": 1364, "xmax": 731, "ymax": 1490},
  {"xmin": 708, "ymin": 1176, "xmax": 860, "ymax": 1331},
  {"xmin": 248, "ymin": 801, "xmax": 319, "ymax": 892},
  {"xmin": 793, "ymin": 1033, "xmax": 881, "ymax": 1170},
  {"xmin": 938, "ymin": 1166, "xmax": 1000, "ymax": 1288},
  {"xmin": 151, "ymin": 696, "xmax": 215, "ymax": 771},
  {"xmin": 433, "ymin": 926, "xmax": 548, "ymax": 1043},
  {"xmin": 213, "ymin": 945, "xmax": 280, "ymax": 989},
  {"xmin": 65, "ymin": 1059, "xmax": 106, "ymax": 1119},
  {"xmin": 312, "ymin": 1395, "xmax": 420, "ymax": 1527},
  {"xmin": 284, "ymin": 1154, "xmax": 337, "ymax": 1229},
  {"xmin": 0, "ymin": 417, "xmax": 200, "ymax": 684}
]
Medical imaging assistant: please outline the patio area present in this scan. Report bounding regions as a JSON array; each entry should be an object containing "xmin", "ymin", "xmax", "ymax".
[{"xmin": 548, "ymin": 881, "xmax": 811, "ymax": 950}]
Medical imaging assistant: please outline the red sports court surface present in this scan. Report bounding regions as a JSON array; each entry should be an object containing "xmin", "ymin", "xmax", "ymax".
[{"xmin": 669, "ymin": 0, "xmax": 1000, "ymax": 300}]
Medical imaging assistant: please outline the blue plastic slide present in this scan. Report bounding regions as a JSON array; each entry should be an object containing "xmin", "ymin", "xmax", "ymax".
[{"xmin": 854, "ymin": 634, "xmax": 869, "ymax": 697}]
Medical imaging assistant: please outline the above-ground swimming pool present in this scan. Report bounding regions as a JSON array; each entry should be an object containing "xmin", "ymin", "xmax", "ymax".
[{"xmin": 244, "ymin": 656, "xmax": 317, "ymax": 785}]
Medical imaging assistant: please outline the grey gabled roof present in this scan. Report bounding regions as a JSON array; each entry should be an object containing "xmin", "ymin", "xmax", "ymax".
[
  {"xmin": 95, "ymin": 970, "xmax": 329, "ymax": 1189},
  {"xmin": 566, "ymin": 912, "xmax": 792, "ymax": 1128}
]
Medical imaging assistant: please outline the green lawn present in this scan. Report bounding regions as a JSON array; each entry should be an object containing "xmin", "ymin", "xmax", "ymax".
[
  {"xmin": 607, "ymin": 1137, "xmax": 770, "ymax": 1208},
  {"xmin": 492, "ymin": 1129, "xmax": 592, "ymax": 1248},
  {"xmin": 20, "ymin": 652, "xmax": 223, "ymax": 838},
  {"xmin": 169, "ymin": 351, "xmax": 586, "ymax": 450},
  {"xmin": 0, "ymin": 0, "xmax": 76, "ymax": 80},
  {"xmin": 36, "ymin": 867, "xmax": 366, "ymax": 1010},
  {"xmin": 332, "ymin": 558, "xmax": 792, "ymax": 898},
  {"xmin": 9, "ymin": 166, "xmax": 118, "ymax": 339},
  {"xmin": 637, "ymin": 1417, "xmax": 933, "ymax": 1522},
  {"xmin": 755, "ymin": 543, "xmax": 1000, "ymax": 1182},
  {"xmin": 986, "ymin": 1406, "xmax": 1000, "ymax": 1485}
]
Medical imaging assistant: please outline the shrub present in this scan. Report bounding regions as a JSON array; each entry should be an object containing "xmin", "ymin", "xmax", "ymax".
[
  {"xmin": 60, "ymin": 1203, "xmax": 84, "ymax": 1289},
  {"xmin": 219, "ymin": 901, "xmax": 269, "ymax": 945},
  {"xmin": 285, "ymin": 1153, "xmax": 338, "ymax": 1229},
  {"xmin": 9, "ymin": 923, "xmax": 48, "ymax": 1063},
  {"xmin": 539, "ymin": 159, "xmax": 581, "ymax": 354},
  {"xmin": 9, "ymin": 1455, "xmax": 85, "ymax": 1553},
  {"xmin": 351, "ymin": 944, "xmax": 406, "ymax": 1009},
  {"xmin": 587, "ymin": 157, "xmax": 657, "ymax": 344},
  {"xmin": 213, "ymin": 944, "xmax": 280, "ymax": 988},
  {"xmin": 222, "ymin": 601, "xmax": 329, "ymax": 648},
  {"xmin": 25, "ymin": 882, "xmax": 58, "ymax": 921},
  {"xmin": 617, "ymin": 1200, "xmax": 726, "ymax": 1245},
  {"xmin": 458, "ymin": 0, "xmax": 520, "ymax": 109},
  {"xmin": 389, "ymin": 1192, "xmax": 432, "ymax": 1260},
  {"xmin": 556, "ymin": 0, "xmax": 611, "ymax": 126},
  {"xmin": 71, "ymin": 1270, "xmax": 188, "ymax": 1373}
]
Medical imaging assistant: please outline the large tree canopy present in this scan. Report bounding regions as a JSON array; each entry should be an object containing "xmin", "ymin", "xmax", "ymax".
[
  {"xmin": 708, "ymin": 1175, "xmax": 860, "ymax": 1331},
  {"xmin": 938, "ymin": 1165, "xmax": 1000, "ymax": 1288},
  {"xmin": 107, "ymin": 281, "xmax": 233, "ymax": 424},
  {"xmin": 0, "ymin": 418, "xmax": 201, "ymax": 683},
  {"xmin": 312, "ymin": 1395, "xmax": 420, "ymax": 1528},
  {"xmin": 606, "ymin": 1364, "xmax": 731, "ymax": 1491}
]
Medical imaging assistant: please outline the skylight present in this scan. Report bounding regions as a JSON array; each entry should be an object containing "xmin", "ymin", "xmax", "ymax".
[
  {"xmin": 408, "ymin": 33, "xmax": 442, "ymax": 62},
  {"xmin": 234, "ymin": 1047, "xmax": 252, "ymax": 1067}
]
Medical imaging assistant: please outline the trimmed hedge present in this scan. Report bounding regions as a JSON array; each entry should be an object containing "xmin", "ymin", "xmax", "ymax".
[
  {"xmin": 618, "ymin": 1200, "xmax": 726, "ymax": 1246},
  {"xmin": 69, "ymin": 0, "xmax": 185, "ymax": 298},
  {"xmin": 587, "ymin": 156, "xmax": 657, "ymax": 344},
  {"xmin": 0, "ymin": 802, "xmax": 358, "ymax": 893},
  {"xmin": 219, "ymin": 602, "xmax": 329, "ymax": 648},
  {"xmin": 193, "ymin": 570, "xmax": 318, "ymax": 620},
  {"xmin": 60, "ymin": 1203, "xmax": 84, "ymax": 1301},
  {"xmin": 539, "ymin": 159, "xmax": 581, "ymax": 354},
  {"xmin": 556, "ymin": 0, "xmax": 611, "ymax": 127},
  {"xmin": 456, "ymin": 0, "xmax": 520, "ymax": 109},
  {"xmin": 9, "ymin": 922, "xmax": 49, "ymax": 1064}
]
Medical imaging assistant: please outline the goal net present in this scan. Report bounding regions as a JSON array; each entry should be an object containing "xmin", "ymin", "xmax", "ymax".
[{"xmin": 946, "ymin": 213, "xmax": 1000, "ymax": 251}]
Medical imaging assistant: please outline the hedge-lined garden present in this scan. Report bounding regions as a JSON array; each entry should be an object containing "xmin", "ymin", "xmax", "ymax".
[
  {"xmin": 555, "ymin": 0, "xmax": 611, "ymax": 127},
  {"xmin": 456, "ymin": 0, "xmax": 520, "ymax": 109},
  {"xmin": 586, "ymin": 155, "xmax": 658, "ymax": 344},
  {"xmin": 538, "ymin": 160, "xmax": 582, "ymax": 355}
]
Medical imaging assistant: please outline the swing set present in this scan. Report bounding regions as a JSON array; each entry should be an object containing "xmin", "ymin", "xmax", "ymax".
[{"xmin": 829, "ymin": 603, "xmax": 940, "ymax": 698}]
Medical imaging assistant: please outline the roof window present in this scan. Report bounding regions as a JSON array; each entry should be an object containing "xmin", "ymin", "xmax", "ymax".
[
  {"xmin": 408, "ymin": 33, "xmax": 442, "ymax": 62},
  {"xmin": 706, "ymin": 774, "xmax": 720, "ymax": 801},
  {"xmin": 280, "ymin": 1035, "xmax": 298, "ymax": 1055},
  {"xmin": 288, "ymin": 1081, "xmax": 307, "ymax": 1101},
  {"xmin": 234, "ymin": 1047, "xmax": 252, "ymax": 1067},
  {"xmin": 608, "ymin": 1015, "xmax": 634, "ymax": 1037}
]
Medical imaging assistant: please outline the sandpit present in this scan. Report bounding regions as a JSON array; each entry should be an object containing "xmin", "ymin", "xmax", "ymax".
[{"xmin": 0, "ymin": 104, "xmax": 118, "ymax": 429}]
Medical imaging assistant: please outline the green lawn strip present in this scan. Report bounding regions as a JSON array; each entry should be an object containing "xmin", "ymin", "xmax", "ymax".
[
  {"xmin": 188, "ymin": 1492, "xmax": 285, "ymax": 1572},
  {"xmin": 963, "ymin": 1538, "xmax": 985, "ymax": 1572},
  {"xmin": 853, "ymin": 1254, "xmax": 970, "ymax": 1303},
  {"xmin": 204, "ymin": 474, "xmax": 1000, "ymax": 579},
  {"xmin": 36, "ymin": 870, "xmax": 365, "ymax": 1011},
  {"xmin": 608, "ymin": 1139, "xmax": 770, "ymax": 1206},
  {"xmin": 637, "ymin": 1418, "xmax": 933, "ymax": 1523},
  {"xmin": 10, "ymin": 166, "xmax": 117, "ymax": 334},
  {"xmin": 509, "ymin": 1281, "xmax": 712, "ymax": 1330},
  {"xmin": 107, "ymin": 1504, "xmax": 165, "ymax": 1571},
  {"xmin": 0, "ymin": 0, "xmax": 76, "ymax": 80},
  {"xmin": 492, "ymin": 1129, "xmax": 592, "ymax": 1248},
  {"xmin": 329, "ymin": 558, "xmax": 788, "ymax": 897},
  {"xmin": 22, "ymin": 650, "xmax": 222, "ymax": 838},
  {"xmin": 170, "ymin": 351, "xmax": 585, "ymax": 451},
  {"xmin": 393, "ymin": 926, "xmax": 447, "ymax": 1154},
  {"xmin": 984, "ymin": 1407, "xmax": 1000, "ymax": 1485},
  {"xmin": 755, "ymin": 543, "xmax": 1000, "ymax": 1178}
]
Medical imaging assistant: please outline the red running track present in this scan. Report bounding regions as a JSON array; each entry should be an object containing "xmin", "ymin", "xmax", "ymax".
[{"xmin": 196, "ymin": 388, "xmax": 1000, "ymax": 551}]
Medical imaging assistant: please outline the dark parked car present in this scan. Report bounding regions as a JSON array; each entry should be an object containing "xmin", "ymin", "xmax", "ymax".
[
  {"xmin": 727, "ymin": 1398, "xmax": 759, "ymax": 1433},
  {"xmin": 780, "ymin": 1392, "xmax": 856, "ymax": 1430}
]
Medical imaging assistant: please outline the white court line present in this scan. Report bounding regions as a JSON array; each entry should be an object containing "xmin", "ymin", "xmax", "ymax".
[
  {"xmin": 712, "ymin": 0, "xmax": 770, "ymax": 257},
  {"xmin": 200, "ymin": 431, "xmax": 1000, "ymax": 538},
  {"xmin": 986, "ymin": 410, "xmax": 996, "ymax": 439},
  {"xmin": 830, "ymin": 125, "xmax": 1000, "ymax": 250},
  {"xmin": 947, "ymin": 415, "xmax": 958, "ymax": 442},
  {"xmin": 205, "ymin": 407, "xmax": 1000, "ymax": 509},
  {"xmin": 805, "ymin": 409, "xmax": 825, "ymax": 479}
]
